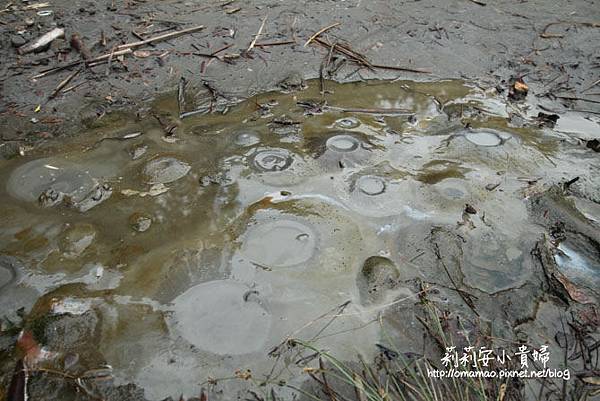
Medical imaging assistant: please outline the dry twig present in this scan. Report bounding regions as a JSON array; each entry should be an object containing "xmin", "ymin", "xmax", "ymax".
[
  {"xmin": 116, "ymin": 25, "xmax": 205, "ymax": 50},
  {"xmin": 304, "ymin": 22, "xmax": 341, "ymax": 47},
  {"xmin": 247, "ymin": 16, "xmax": 268, "ymax": 52}
]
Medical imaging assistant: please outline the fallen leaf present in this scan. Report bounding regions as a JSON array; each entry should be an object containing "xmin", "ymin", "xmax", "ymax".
[{"xmin": 556, "ymin": 273, "xmax": 594, "ymax": 304}]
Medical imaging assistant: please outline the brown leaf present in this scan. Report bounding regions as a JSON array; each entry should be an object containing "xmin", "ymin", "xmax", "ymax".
[{"xmin": 556, "ymin": 274, "xmax": 594, "ymax": 304}]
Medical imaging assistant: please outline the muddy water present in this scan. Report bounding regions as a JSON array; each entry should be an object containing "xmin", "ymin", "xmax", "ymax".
[{"xmin": 1, "ymin": 79, "xmax": 599, "ymax": 400}]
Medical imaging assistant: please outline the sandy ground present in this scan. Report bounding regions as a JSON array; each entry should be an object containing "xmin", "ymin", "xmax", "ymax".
[{"xmin": 1, "ymin": 0, "xmax": 599, "ymax": 149}]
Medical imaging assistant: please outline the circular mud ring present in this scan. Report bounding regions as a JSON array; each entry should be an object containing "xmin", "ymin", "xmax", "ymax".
[
  {"xmin": 143, "ymin": 157, "xmax": 190, "ymax": 184},
  {"xmin": 335, "ymin": 117, "xmax": 360, "ymax": 129},
  {"xmin": 464, "ymin": 131, "xmax": 503, "ymax": 147},
  {"xmin": 251, "ymin": 148, "xmax": 294, "ymax": 172},
  {"xmin": 241, "ymin": 219, "xmax": 317, "ymax": 268},
  {"xmin": 7, "ymin": 159, "xmax": 98, "ymax": 203},
  {"xmin": 434, "ymin": 178, "xmax": 468, "ymax": 200},
  {"xmin": 326, "ymin": 134, "xmax": 360, "ymax": 152},
  {"xmin": 356, "ymin": 175, "xmax": 386, "ymax": 196},
  {"xmin": 234, "ymin": 131, "xmax": 260, "ymax": 147},
  {"xmin": 172, "ymin": 280, "xmax": 271, "ymax": 355}
]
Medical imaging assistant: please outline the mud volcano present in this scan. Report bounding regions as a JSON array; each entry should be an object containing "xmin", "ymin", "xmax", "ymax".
[{"xmin": 0, "ymin": 79, "xmax": 599, "ymax": 401}]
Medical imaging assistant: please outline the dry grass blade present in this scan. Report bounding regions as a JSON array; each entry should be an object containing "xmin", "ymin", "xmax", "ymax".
[
  {"xmin": 327, "ymin": 106, "xmax": 413, "ymax": 115},
  {"xmin": 371, "ymin": 63, "xmax": 431, "ymax": 74},
  {"xmin": 255, "ymin": 40, "xmax": 296, "ymax": 47},
  {"xmin": 304, "ymin": 22, "xmax": 341, "ymax": 47},
  {"xmin": 313, "ymin": 37, "xmax": 372, "ymax": 70},
  {"xmin": 319, "ymin": 358, "xmax": 339, "ymax": 401},
  {"xmin": 353, "ymin": 373, "xmax": 368, "ymax": 401},
  {"xmin": 312, "ymin": 37, "xmax": 430, "ymax": 74},
  {"xmin": 582, "ymin": 78, "xmax": 600, "ymax": 92}
]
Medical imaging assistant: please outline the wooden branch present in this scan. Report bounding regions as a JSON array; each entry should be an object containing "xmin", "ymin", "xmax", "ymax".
[
  {"xmin": 49, "ymin": 68, "xmax": 81, "ymax": 99},
  {"xmin": 116, "ymin": 25, "xmax": 205, "ymax": 50}
]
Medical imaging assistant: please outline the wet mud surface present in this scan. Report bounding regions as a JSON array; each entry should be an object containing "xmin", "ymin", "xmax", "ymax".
[
  {"xmin": 0, "ymin": 77, "xmax": 598, "ymax": 400},
  {"xmin": 1, "ymin": 0, "xmax": 600, "ymax": 400}
]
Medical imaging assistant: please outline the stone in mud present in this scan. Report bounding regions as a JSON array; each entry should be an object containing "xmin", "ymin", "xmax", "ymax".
[
  {"xmin": 357, "ymin": 256, "xmax": 400, "ymax": 304},
  {"xmin": 128, "ymin": 144, "xmax": 148, "ymax": 160},
  {"xmin": 171, "ymin": 280, "xmax": 271, "ymax": 355},
  {"xmin": 143, "ymin": 157, "xmax": 190, "ymax": 184},
  {"xmin": 11, "ymin": 34, "xmax": 27, "ymax": 48},
  {"xmin": 241, "ymin": 219, "xmax": 316, "ymax": 268},
  {"xmin": 587, "ymin": 139, "xmax": 600, "ymax": 152},
  {"xmin": 278, "ymin": 71, "xmax": 306, "ymax": 92},
  {"xmin": 59, "ymin": 223, "xmax": 96, "ymax": 258},
  {"xmin": 70, "ymin": 183, "xmax": 113, "ymax": 212},
  {"xmin": 129, "ymin": 212, "xmax": 152, "ymax": 232}
]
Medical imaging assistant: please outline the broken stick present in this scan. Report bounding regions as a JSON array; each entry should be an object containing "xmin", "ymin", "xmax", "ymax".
[
  {"xmin": 49, "ymin": 68, "xmax": 81, "ymax": 99},
  {"xmin": 247, "ymin": 16, "xmax": 267, "ymax": 52},
  {"xmin": 116, "ymin": 25, "xmax": 205, "ymax": 51},
  {"xmin": 304, "ymin": 22, "xmax": 341, "ymax": 47}
]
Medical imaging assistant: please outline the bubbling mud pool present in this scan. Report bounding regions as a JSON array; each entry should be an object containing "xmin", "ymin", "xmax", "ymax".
[{"xmin": 0, "ymin": 79, "xmax": 599, "ymax": 400}]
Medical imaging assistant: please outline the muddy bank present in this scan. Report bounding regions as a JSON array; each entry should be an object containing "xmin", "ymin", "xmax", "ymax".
[{"xmin": 1, "ymin": 0, "xmax": 600, "ymax": 151}]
